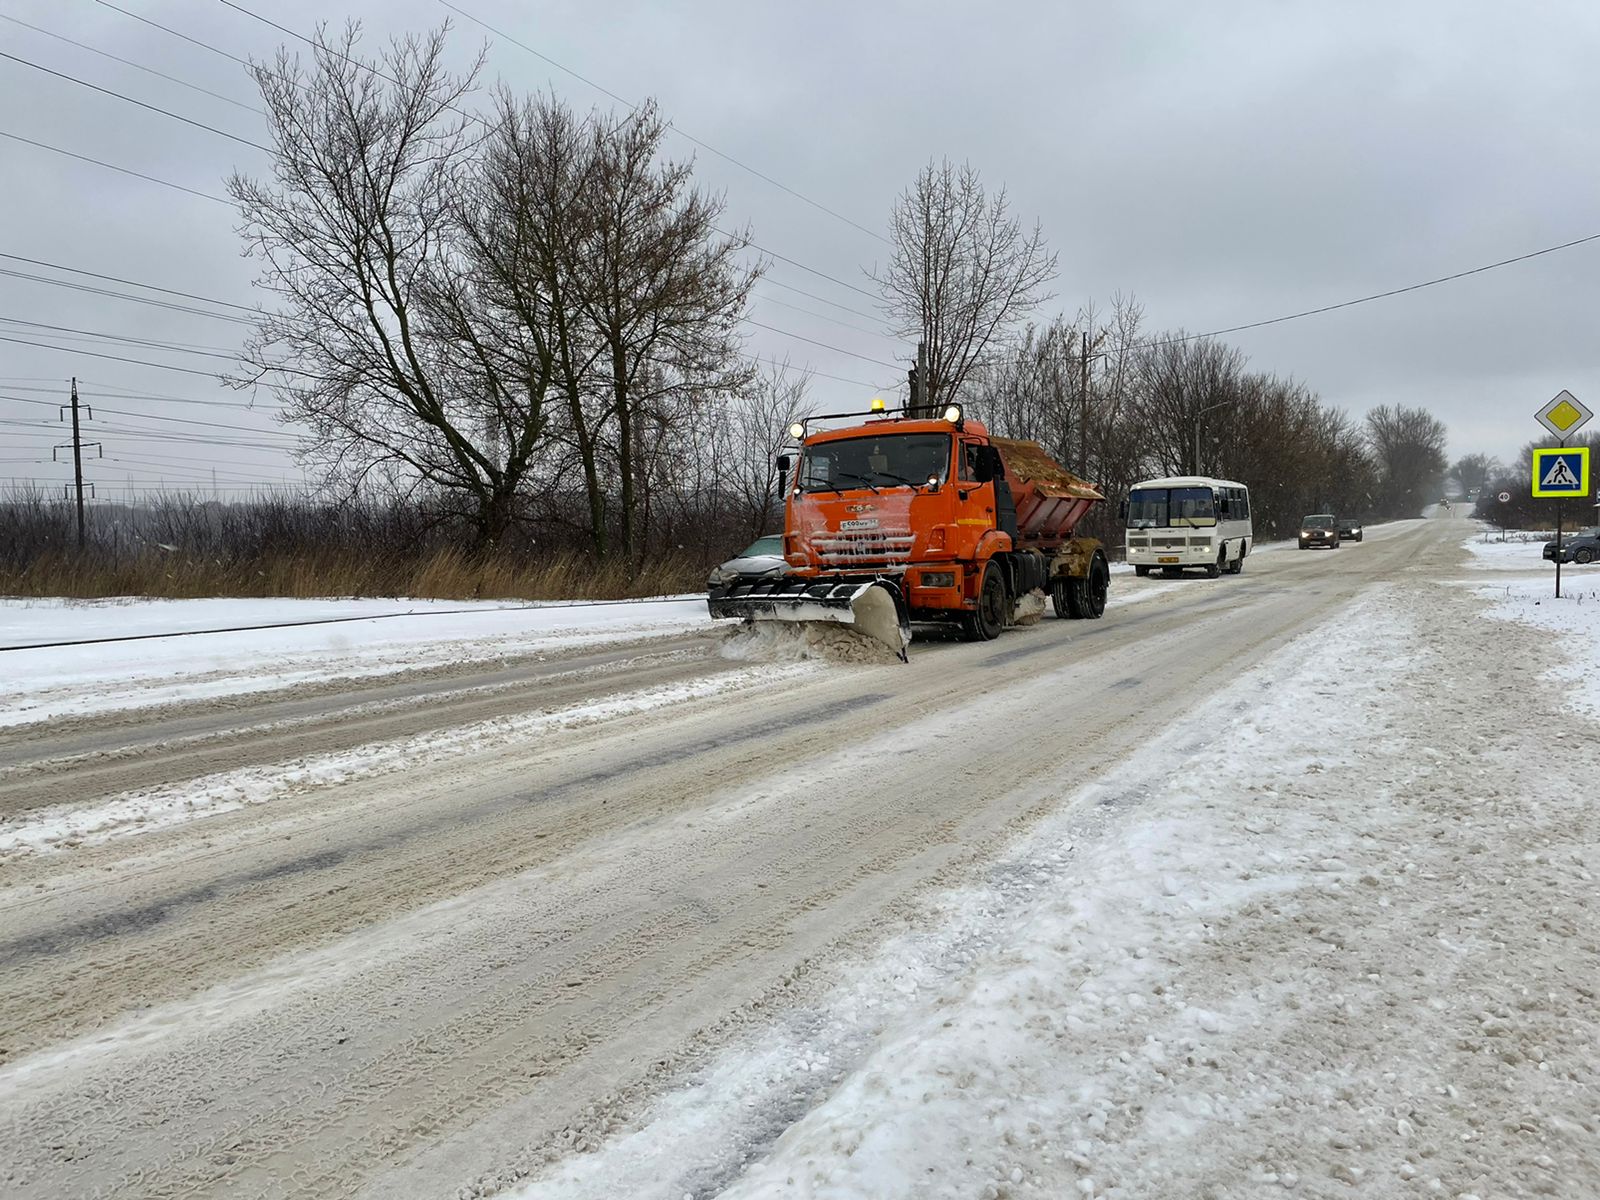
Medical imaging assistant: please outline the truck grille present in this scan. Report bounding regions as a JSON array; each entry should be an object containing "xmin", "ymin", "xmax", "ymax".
[{"xmin": 811, "ymin": 531, "xmax": 916, "ymax": 564}]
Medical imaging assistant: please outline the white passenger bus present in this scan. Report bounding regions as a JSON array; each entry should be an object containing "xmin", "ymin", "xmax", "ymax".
[{"xmin": 1122, "ymin": 475, "xmax": 1252, "ymax": 577}]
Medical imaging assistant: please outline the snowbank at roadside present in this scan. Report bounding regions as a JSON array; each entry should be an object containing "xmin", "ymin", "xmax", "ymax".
[
  {"xmin": 1474, "ymin": 576, "xmax": 1600, "ymax": 719},
  {"xmin": 0, "ymin": 596, "xmax": 711, "ymax": 728}
]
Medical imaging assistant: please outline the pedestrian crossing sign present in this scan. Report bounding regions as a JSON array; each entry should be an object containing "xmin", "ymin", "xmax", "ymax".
[{"xmin": 1531, "ymin": 446, "xmax": 1590, "ymax": 497}]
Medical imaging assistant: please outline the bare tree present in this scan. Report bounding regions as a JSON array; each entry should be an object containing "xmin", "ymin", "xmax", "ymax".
[
  {"xmin": 230, "ymin": 24, "xmax": 550, "ymax": 551},
  {"xmin": 571, "ymin": 100, "xmax": 759, "ymax": 561},
  {"xmin": 460, "ymin": 93, "xmax": 757, "ymax": 560},
  {"xmin": 1365, "ymin": 404, "xmax": 1449, "ymax": 516},
  {"xmin": 876, "ymin": 159, "xmax": 1057, "ymax": 409},
  {"xmin": 1449, "ymin": 452, "xmax": 1499, "ymax": 497},
  {"xmin": 726, "ymin": 360, "xmax": 809, "ymax": 539}
]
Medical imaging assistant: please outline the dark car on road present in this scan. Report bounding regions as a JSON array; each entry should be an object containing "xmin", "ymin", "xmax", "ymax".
[
  {"xmin": 1337, "ymin": 516, "xmax": 1364, "ymax": 542},
  {"xmin": 1298, "ymin": 514, "xmax": 1341, "ymax": 550},
  {"xmin": 1544, "ymin": 526, "xmax": 1600, "ymax": 565}
]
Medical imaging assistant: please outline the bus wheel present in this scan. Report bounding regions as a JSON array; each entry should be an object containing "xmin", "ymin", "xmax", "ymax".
[
  {"xmin": 1227, "ymin": 544, "xmax": 1245, "ymax": 574},
  {"xmin": 1206, "ymin": 547, "xmax": 1224, "ymax": 578},
  {"xmin": 963, "ymin": 562, "xmax": 1006, "ymax": 641},
  {"xmin": 1134, "ymin": 564, "xmax": 1151, "ymax": 577}
]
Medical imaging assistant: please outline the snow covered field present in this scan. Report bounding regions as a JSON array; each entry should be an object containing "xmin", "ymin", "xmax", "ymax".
[
  {"xmin": 0, "ymin": 595, "xmax": 710, "ymax": 727},
  {"xmin": 0, "ymin": 575, "xmax": 1203, "ymax": 730}
]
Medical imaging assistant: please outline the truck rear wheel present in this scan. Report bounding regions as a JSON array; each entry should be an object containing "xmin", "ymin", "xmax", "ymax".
[
  {"xmin": 963, "ymin": 562, "xmax": 1006, "ymax": 641},
  {"xmin": 1057, "ymin": 553, "xmax": 1109, "ymax": 620}
]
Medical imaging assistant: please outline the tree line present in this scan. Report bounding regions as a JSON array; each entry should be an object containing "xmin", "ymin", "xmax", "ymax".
[
  {"xmin": 0, "ymin": 16, "xmax": 1431, "ymax": 604},
  {"xmin": 217, "ymin": 21, "xmax": 1457, "ymax": 574}
]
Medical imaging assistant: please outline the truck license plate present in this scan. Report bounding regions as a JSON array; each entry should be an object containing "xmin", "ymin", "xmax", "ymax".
[
  {"xmin": 1157, "ymin": 556, "xmax": 1179, "ymax": 564},
  {"xmin": 839, "ymin": 518, "xmax": 879, "ymax": 531}
]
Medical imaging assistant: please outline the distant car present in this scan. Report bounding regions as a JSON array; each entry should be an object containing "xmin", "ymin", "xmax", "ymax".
[
  {"xmin": 1337, "ymin": 517, "xmax": 1364, "ymax": 542},
  {"xmin": 1298, "ymin": 514, "xmax": 1341, "ymax": 550},
  {"xmin": 707, "ymin": 534, "xmax": 787, "ymax": 587},
  {"xmin": 1544, "ymin": 526, "xmax": 1600, "ymax": 565}
]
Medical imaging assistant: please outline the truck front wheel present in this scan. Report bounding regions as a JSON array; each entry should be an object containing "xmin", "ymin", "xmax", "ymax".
[{"xmin": 963, "ymin": 562, "xmax": 1007, "ymax": 641}]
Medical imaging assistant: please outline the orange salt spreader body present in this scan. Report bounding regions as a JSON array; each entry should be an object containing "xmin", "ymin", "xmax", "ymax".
[{"xmin": 706, "ymin": 405, "xmax": 1109, "ymax": 658}]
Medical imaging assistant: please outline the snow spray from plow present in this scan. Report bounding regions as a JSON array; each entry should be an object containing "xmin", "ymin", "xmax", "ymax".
[{"xmin": 706, "ymin": 576, "xmax": 912, "ymax": 662}]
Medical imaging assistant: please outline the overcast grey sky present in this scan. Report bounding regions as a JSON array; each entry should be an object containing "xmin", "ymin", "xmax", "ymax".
[{"xmin": 3, "ymin": 0, "xmax": 1598, "ymax": 499}]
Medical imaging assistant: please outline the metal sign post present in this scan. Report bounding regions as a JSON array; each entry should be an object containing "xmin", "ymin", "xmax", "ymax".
[
  {"xmin": 1497, "ymin": 490, "xmax": 1511, "ymax": 542},
  {"xmin": 1532, "ymin": 392, "xmax": 1593, "ymax": 599}
]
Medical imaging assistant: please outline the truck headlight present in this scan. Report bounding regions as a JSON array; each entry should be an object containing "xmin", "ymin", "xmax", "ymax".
[{"xmin": 919, "ymin": 571, "xmax": 956, "ymax": 588}]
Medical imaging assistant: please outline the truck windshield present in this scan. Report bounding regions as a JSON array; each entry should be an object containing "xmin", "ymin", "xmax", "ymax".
[
  {"xmin": 799, "ymin": 433, "xmax": 951, "ymax": 492},
  {"xmin": 1127, "ymin": 487, "xmax": 1217, "ymax": 528}
]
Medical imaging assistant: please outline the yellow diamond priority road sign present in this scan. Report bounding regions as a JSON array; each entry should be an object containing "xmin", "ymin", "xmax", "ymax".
[{"xmin": 1535, "ymin": 389, "xmax": 1592, "ymax": 439}]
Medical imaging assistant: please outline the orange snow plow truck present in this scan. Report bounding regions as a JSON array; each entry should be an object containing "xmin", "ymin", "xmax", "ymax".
[{"xmin": 707, "ymin": 401, "xmax": 1109, "ymax": 658}]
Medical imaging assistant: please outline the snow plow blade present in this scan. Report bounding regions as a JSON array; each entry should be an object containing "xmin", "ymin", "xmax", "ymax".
[{"xmin": 707, "ymin": 576, "xmax": 912, "ymax": 661}]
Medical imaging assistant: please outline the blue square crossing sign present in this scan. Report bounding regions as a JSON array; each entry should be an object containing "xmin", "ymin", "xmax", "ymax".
[{"xmin": 1531, "ymin": 446, "xmax": 1591, "ymax": 498}]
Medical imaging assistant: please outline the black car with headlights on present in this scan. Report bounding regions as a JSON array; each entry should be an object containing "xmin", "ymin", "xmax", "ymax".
[
  {"xmin": 1544, "ymin": 526, "xmax": 1600, "ymax": 565},
  {"xmin": 1337, "ymin": 516, "xmax": 1364, "ymax": 542},
  {"xmin": 1298, "ymin": 514, "xmax": 1341, "ymax": 549}
]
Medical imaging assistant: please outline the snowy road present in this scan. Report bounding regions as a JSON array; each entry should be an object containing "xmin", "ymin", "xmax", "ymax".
[{"xmin": 2, "ymin": 517, "xmax": 1596, "ymax": 1199}]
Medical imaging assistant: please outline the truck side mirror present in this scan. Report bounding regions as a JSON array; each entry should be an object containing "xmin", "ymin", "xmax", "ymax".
[
  {"xmin": 1118, "ymin": 500, "xmax": 1129, "ymax": 522},
  {"xmin": 776, "ymin": 453, "xmax": 792, "ymax": 497},
  {"xmin": 973, "ymin": 445, "xmax": 1002, "ymax": 483}
]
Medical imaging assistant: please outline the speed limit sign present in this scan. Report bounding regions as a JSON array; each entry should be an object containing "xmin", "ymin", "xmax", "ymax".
[{"xmin": 1497, "ymin": 491, "xmax": 1511, "ymax": 503}]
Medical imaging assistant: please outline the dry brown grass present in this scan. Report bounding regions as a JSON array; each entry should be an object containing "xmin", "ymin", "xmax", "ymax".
[{"xmin": 0, "ymin": 547, "xmax": 707, "ymax": 602}]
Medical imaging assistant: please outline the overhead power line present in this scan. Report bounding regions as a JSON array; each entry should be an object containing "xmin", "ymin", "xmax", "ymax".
[
  {"xmin": 0, "ymin": 13, "xmax": 264, "ymax": 114},
  {"xmin": 0, "ymin": 317, "xmax": 240, "ymax": 357},
  {"xmin": 0, "ymin": 50, "xmax": 271, "ymax": 153},
  {"xmin": 1153, "ymin": 231, "xmax": 1600, "ymax": 347},
  {"xmin": 3, "ymin": 381, "xmax": 283, "ymax": 411},
  {"xmin": 0, "ymin": 254, "xmax": 255, "ymax": 314},
  {"xmin": 762, "ymin": 277, "xmax": 884, "ymax": 323},
  {"xmin": 743, "ymin": 319, "xmax": 900, "ymax": 368},
  {"xmin": 0, "ymin": 334, "xmax": 232, "ymax": 378},
  {"xmin": 434, "ymin": 0, "xmax": 890, "ymax": 248},
  {"xmin": 0, "ymin": 267, "xmax": 254, "ymax": 325},
  {"xmin": 756, "ymin": 293, "xmax": 896, "ymax": 340},
  {"xmin": 0, "ymin": 130, "xmax": 233, "ymax": 205},
  {"xmin": 92, "ymin": 0, "xmax": 254, "ymax": 68},
  {"xmin": 206, "ymin": 0, "xmax": 886, "ymax": 310}
]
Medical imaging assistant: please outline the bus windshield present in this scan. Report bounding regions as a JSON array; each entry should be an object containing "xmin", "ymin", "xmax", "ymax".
[
  {"xmin": 1127, "ymin": 486, "xmax": 1218, "ymax": 528},
  {"xmin": 799, "ymin": 433, "xmax": 951, "ymax": 492}
]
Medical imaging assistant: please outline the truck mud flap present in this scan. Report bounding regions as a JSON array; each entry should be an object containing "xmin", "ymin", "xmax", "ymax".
[{"xmin": 707, "ymin": 577, "xmax": 912, "ymax": 661}]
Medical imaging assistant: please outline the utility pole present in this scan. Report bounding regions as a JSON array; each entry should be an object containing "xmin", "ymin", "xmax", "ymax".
[
  {"xmin": 1194, "ymin": 399, "xmax": 1230, "ymax": 477},
  {"xmin": 55, "ymin": 377, "xmax": 99, "ymax": 549},
  {"xmin": 914, "ymin": 341, "xmax": 928, "ymax": 415},
  {"xmin": 1078, "ymin": 327, "xmax": 1107, "ymax": 474}
]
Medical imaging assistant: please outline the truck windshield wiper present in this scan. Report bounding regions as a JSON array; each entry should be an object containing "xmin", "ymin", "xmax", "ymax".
[
  {"xmin": 872, "ymin": 471, "xmax": 920, "ymax": 488},
  {"xmin": 834, "ymin": 471, "xmax": 881, "ymax": 494}
]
